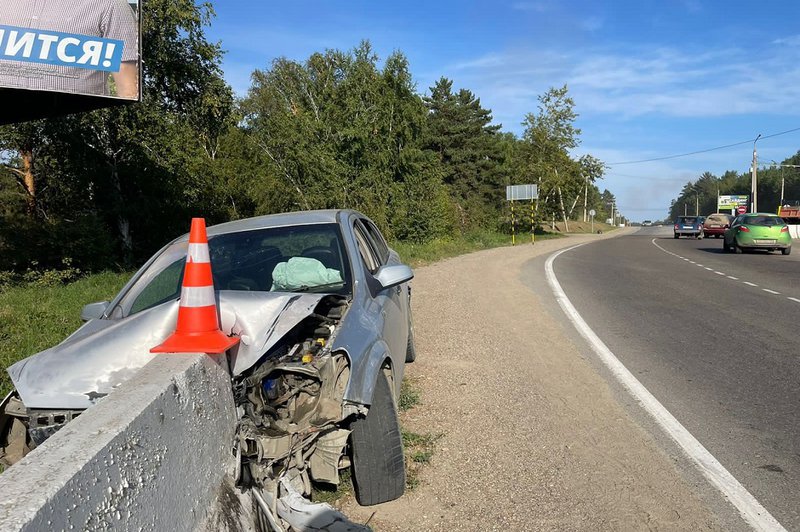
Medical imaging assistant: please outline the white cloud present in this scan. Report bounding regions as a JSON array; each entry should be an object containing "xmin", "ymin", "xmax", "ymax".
[
  {"xmin": 773, "ymin": 35, "xmax": 800, "ymax": 46},
  {"xmin": 442, "ymin": 43, "xmax": 800, "ymax": 124}
]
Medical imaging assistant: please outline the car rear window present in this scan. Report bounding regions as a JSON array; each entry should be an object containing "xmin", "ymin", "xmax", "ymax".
[
  {"xmin": 743, "ymin": 216, "xmax": 785, "ymax": 227},
  {"xmin": 678, "ymin": 217, "xmax": 699, "ymax": 224},
  {"xmin": 705, "ymin": 214, "xmax": 731, "ymax": 224}
]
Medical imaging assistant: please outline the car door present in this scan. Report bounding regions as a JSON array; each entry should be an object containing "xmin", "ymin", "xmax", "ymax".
[
  {"xmin": 725, "ymin": 215, "xmax": 742, "ymax": 244},
  {"xmin": 352, "ymin": 219, "xmax": 407, "ymax": 367}
]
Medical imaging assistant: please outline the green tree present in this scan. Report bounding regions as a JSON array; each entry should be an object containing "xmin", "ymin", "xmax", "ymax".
[
  {"xmin": 0, "ymin": 0, "xmax": 234, "ymax": 270},
  {"xmin": 520, "ymin": 85, "xmax": 583, "ymax": 229},
  {"xmin": 423, "ymin": 77, "xmax": 506, "ymax": 231},
  {"xmin": 242, "ymin": 42, "xmax": 453, "ymax": 241}
]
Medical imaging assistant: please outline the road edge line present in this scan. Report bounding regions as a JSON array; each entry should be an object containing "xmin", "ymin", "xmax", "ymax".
[{"xmin": 545, "ymin": 244, "xmax": 786, "ymax": 532}]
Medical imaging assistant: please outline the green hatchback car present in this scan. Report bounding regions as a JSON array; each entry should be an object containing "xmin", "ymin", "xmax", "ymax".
[{"xmin": 723, "ymin": 213, "xmax": 792, "ymax": 255}]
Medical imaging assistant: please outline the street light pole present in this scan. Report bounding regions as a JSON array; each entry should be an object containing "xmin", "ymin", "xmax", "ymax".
[
  {"xmin": 768, "ymin": 161, "xmax": 800, "ymax": 208},
  {"xmin": 751, "ymin": 134, "xmax": 761, "ymax": 213}
]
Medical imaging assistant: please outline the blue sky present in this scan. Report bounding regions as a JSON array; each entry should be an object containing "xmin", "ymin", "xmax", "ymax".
[{"xmin": 206, "ymin": 0, "xmax": 800, "ymax": 222}]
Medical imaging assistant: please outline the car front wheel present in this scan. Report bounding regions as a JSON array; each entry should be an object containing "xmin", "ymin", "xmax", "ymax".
[{"xmin": 349, "ymin": 370, "xmax": 406, "ymax": 506}]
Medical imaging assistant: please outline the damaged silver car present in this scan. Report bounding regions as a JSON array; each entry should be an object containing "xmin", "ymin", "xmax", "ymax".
[{"xmin": 1, "ymin": 209, "xmax": 415, "ymax": 511}]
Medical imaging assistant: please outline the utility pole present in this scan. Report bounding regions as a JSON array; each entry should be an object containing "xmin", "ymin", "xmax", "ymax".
[
  {"xmin": 751, "ymin": 134, "xmax": 761, "ymax": 213},
  {"xmin": 583, "ymin": 175, "xmax": 588, "ymax": 222}
]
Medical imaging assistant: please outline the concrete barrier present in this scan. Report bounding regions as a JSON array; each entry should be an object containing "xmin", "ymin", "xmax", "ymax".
[{"xmin": 0, "ymin": 354, "xmax": 244, "ymax": 532}]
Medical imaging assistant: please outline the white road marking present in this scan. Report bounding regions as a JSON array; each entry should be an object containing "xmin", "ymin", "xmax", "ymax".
[
  {"xmin": 546, "ymin": 244, "xmax": 786, "ymax": 532},
  {"xmin": 651, "ymin": 238, "xmax": 798, "ymax": 310}
]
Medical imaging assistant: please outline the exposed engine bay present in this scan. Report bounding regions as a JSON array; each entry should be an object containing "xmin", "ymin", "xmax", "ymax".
[{"xmin": 232, "ymin": 295, "xmax": 357, "ymax": 501}]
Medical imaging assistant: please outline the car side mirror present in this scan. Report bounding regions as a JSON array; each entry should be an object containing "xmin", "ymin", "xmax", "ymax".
[
  {"xmin": 374, "ymin": 264, "xmax": 413, "ymax": 289},
  {"xmin": 81, "ymin": 301, "xmax": 110, "ymax": 321}
]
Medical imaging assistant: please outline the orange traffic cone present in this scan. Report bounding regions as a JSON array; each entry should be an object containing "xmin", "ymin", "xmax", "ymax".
[{"xmin": 151, "ymin": 218, "xmax": 240, "ymax": 354}]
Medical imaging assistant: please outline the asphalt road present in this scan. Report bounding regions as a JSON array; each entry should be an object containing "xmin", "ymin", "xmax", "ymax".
[{"xmin": 546, "ymin": 226, "xmax": 800, "ymax": 530}]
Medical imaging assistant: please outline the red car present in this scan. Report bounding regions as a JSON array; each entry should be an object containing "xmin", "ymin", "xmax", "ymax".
[{"xmin": 703, "ymin": 213, "xmax": 734, "ymax": 238}]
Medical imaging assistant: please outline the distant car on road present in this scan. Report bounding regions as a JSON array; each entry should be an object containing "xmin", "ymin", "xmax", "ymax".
[
  {"xmin": 723, "ymin": 213, "xmax": 792, "ymax": 254},
  {"xmin": 642, "ymin": 220, "xmax": 653, "ymax": 226},
  {"xmin": 702, "ymin": 213, "xmax": 734, "ymax": 238},
  {"xmin": 673, "ymin": 216, "xmax": 704, "ymax": 239}
]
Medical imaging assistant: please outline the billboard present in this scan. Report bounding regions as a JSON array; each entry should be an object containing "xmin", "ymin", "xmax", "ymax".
[
  {"xmin": 506, "ymin": 184, "xmax": 538, "ymax": 201},
  {"xmin": 0, "ymin": 0, "xmax": 141, "ymax": 124},
  {"xmin": 718, "ymin": 194, "xmax": 749, "ymax": 210}
]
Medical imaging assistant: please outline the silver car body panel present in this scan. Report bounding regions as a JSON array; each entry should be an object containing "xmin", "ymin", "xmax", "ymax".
[{"xmin": 10, "ymin": 292, "xmax": 327, "ymax": 410}]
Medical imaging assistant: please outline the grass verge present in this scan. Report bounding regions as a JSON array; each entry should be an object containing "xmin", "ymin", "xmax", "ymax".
[
  {"xmin": 0, "ymin": 271, "xmax": 131, "ymax": 397},
  {"xmin": 397, "ymin": 376, "xmax": 442, "ymax": 491}
]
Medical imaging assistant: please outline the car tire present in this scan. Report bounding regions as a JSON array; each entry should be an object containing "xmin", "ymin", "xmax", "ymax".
[
  {"xmin": 349, "ymin": 371, "xmax": 405, "ymax": 506},
  {"xmin": 782, "ymin": 247, "xmax": 791, "ymax": 255},
  {"xmin": 735, "ymin": 242, "xmax": 743, "ymax": 254},
  {"xmin": 405, "ymin": 327, "xmax": 417, "ymax": 363},
  {"xmin": 674, "ymin": 234, "xmax": 679, "ymax": 239}
]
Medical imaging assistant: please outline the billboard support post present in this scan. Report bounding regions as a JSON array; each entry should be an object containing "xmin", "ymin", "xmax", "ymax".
[{"xmin": 506, "ymin": 184, "xmax": 539, "ymax": 246}]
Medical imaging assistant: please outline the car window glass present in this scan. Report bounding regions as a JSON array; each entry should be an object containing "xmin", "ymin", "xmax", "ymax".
[
  {"xmin": 129, "ymin": 258, "xmax": 184, "ymax": 315},
  {"xmin": 354, "ymin": 221, "xmax": 379, "ymax": 273},
  {"xmin": 119, "ymin": 223, "xmax": 352, "ymax": 317},
  {"xmin": 362, "ymin": 220, "xmax": 390, "ymax": 264},
  {"xmin": 706, "ymin": 214, "xmax": 730, "ymax": 224},
  {"xmin": 745, "ymin": 216, "xmax": 784, "ymax": 226}
]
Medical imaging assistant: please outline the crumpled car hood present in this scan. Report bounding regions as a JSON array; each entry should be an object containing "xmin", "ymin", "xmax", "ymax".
[{"xmin": 8, "ymin": 291, "xmax": 327, "ymax": 410}]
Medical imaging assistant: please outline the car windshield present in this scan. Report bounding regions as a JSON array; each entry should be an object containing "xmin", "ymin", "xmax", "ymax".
[
  {"xmin": 113, "ymin": 223, "xmax": 352, "ymax": 317},
  {"xmin": 743, "ymin": 216, "xmax": 785, "ymax": 227}
]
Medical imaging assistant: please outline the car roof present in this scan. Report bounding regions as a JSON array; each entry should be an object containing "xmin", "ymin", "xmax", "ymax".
[{"xmin": 172, "ymin": 209, "xmax": 357, "ymax": 242}]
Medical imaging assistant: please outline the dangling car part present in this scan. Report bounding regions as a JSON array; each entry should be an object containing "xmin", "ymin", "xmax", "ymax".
[{"xmin": 1, "ymin": 209, "xmax": 414, "ymax": 513}]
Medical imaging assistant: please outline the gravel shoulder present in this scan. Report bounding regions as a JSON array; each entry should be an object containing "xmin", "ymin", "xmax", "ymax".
[{"xmin": 342, "ymin": 231, "xmax": 723, "ymax": 531}]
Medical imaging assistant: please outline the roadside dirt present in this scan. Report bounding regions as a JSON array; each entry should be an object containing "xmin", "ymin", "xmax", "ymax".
[{"xmin": 341, "ymin": 231, "xmax": 724, "ymax": 531}]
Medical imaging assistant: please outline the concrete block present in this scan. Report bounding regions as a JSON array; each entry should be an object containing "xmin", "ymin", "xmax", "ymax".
[{"xmin": 0, "ymin": 354, "xmax": 237, "ymax": 532}]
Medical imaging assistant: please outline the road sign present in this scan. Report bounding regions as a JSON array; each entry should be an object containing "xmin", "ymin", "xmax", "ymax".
[
  {"xmin": 589, "ymin": 209, "xmax": 596, "ymax": 216},
  {"xmin": 737, "ymin": 206, "xmax": 747, "ymax": 214},
  {"xmin": 506, "ymin": 184, "xmax": 538, "ymax": 201}
]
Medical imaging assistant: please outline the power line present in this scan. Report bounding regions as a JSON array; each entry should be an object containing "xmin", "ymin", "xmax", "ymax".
[{"xmin": 607, "ymin": 126, "xmax": 800, "ymax": 166}]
